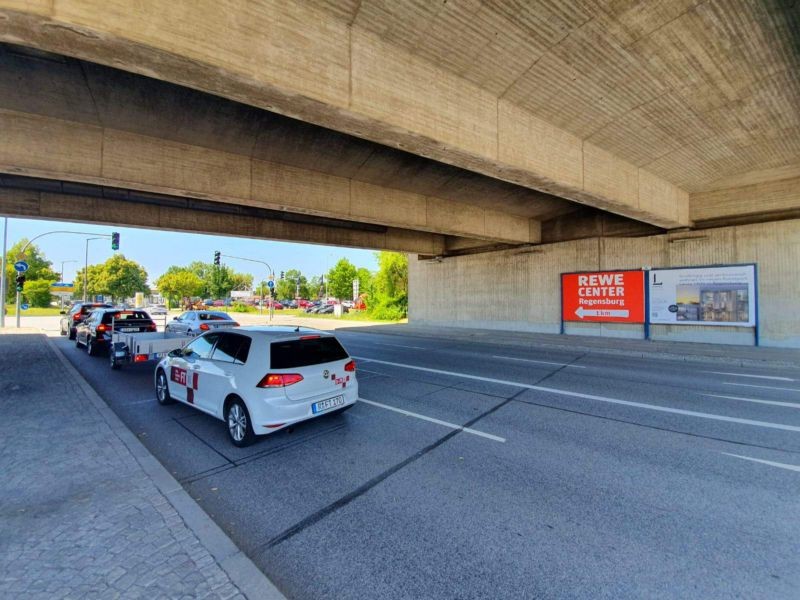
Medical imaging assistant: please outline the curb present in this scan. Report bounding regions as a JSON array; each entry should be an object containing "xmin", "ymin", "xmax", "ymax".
[
  {"xmin": 338, "ymin": 326, "xmax": 800, "ymax": 369},
  {"xmin": 45, "ymin": 335, "xmax": 287, "ymax": 600}
]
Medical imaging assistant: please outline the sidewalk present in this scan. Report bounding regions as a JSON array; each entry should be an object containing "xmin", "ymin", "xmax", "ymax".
[
  {"xmin": 338, "ymin": 323, "xmax": 800, "ymax": 368},
  {"xmin": 0, "ymin": 331, "xmax": 284, "ymax": 599}
]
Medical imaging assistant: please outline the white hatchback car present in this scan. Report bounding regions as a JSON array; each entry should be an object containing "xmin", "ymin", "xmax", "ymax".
[{"xmin": 154, "ymin": 327, "xmax": 358, "ymax": 446}]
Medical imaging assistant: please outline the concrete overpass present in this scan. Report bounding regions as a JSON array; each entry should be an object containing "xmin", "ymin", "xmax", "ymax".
[{"xmin": 0, "ymin": 1, "xmax": 798, "ymax": 345}]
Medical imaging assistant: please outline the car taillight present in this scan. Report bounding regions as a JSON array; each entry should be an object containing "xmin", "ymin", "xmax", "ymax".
[
  {"xmin": 96, "ymin": 324, "xmax": 107, "ymax": 333},
  {"xmin": 73, "ymin": 313, "xmax": 81, "ymax": 321},
  {"xmin": 199, "ymin": 323, "xmax": 209, "ymax": 331},
  {"xmin": 257, "ymin": 373, "xmax": 304, "ymax": 388},
  {"xmin": 344, "ymin": 360, "xmax": 356, "ymax": 372},
  {"xmin": 148, "ymin": 323, "xmax": 157, "ymax": 332},
  {"xmin": 232, "ymin": 322, "xmax": 239, "ymax": 327}
]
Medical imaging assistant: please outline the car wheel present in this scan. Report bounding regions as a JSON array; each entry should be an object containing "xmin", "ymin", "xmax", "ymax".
[
  {"xmin": 75, "ymin": 334, "xmax": 83, "ymax": 348},
  {"xmin": 68, "ymin": 327, "xmax": 76, "ymax": 340},
  {"xmin": 187, "ymin": 329, "xmax": 193, "ymax": 336},
  {"xmin": 87, "ymin": 336, "xmax": 98, "ymax": 356},
  {"xmin": 164, "ymin": 325, "xmax": 170, "ymax": 333},
  {"xmin": 226, "ymin": 398, "xmax": 255, "ymax": 447},
  {"xmin": 59, "ymin": 323, "xmax": 66, "ymax": 336},
  {"xmin": 155, "ymin": 369, "xmax": 174, "ymax": 405},
  {"xmin": 109, "ymin": 352, "xmax": 120, "ymax": 370}
]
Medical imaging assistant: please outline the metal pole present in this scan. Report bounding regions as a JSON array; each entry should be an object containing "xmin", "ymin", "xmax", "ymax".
[
  {"xmin": 0, "ymin": 217, "xmax": 7, "ymax": 328},
  {"xmin": 84, "ymin": 238, "xmax": 89, "ymax": 302}
]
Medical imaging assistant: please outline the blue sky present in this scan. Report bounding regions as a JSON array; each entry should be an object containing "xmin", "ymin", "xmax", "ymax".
[{"xmin": 2, "ymin": 217, "xmax": 379, "ymax": 285}]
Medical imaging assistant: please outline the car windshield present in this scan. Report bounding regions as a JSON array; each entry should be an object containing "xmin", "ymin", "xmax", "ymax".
[
  {"xmin": 103, "ymin": 311, "xmax": 151, "ymax": 322},
  {"xmin": 270, "ymin": 336, "xmax": 348, "ymax": 369}
]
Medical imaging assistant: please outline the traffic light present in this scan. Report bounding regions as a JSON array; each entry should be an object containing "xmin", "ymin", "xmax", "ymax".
[
  {"xmin": 214, "ymin": 251, "xmax": 221, "ymax": 266},
  {"xmin": 111, "ymin": 232, "xmax": 120, "ymax": 250},
  {"xmin": 280, "ymin": 271, "xmax": 285, "ymax": 280},
  {"xmin": 15, "ymin": 274, "xmax": 25, "ymax": 292}
]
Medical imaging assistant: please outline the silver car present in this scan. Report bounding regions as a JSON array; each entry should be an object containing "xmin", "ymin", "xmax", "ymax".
[{"xmin": 164, "ymin": 310, "xmax": 239, "ymax": 336}]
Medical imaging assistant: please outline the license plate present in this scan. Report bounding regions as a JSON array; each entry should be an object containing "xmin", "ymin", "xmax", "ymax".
[
  {"xmin": 312, "ymin": 395, "xmax": 345, "ymax": 414},
  {"xmin": 120, "ymin": 327, "xmax": 139, "ymax": 332}
]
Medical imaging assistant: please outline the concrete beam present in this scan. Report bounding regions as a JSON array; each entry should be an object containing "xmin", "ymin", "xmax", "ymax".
[
  {"xmin": 0, "ymin": 2, "xmax": 690, "ymax": 229},
  {"xmin": 0, "ymin": 109, "xmax": 537, "ymax": 244},
  {"xmin": 691, "ymin": 175, "xmax": 800, "ymax": 224},
  {"xmin": 0, "ymin": 187, "xmax": 447, "ymax": 254}
]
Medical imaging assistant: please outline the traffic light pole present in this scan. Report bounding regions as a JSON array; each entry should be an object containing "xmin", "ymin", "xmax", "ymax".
[
  {"xmin": 12, "ymin": 230, "xmax": 111, "ymax": 327},
  {"xmin": 219, "ymin": 254, "xmax": 275, "ymax": 322}
]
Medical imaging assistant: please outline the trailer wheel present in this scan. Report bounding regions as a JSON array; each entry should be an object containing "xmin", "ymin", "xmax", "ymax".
[{"xmin": 110, "ymin": 353, "xmax": 120, "ymax": 370}]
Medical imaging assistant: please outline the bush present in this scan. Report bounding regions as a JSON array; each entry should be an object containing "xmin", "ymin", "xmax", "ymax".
[
  {"xmin": 231, "ymin": 302, "xmax": 257, "ymax": 313},
  {"xmin": 368, "ymin": 299, "xmax": 406, "ymax": 321}
]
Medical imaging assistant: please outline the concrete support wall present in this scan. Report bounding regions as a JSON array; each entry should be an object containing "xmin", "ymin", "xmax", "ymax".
[{"xmin": 409, "ymin": 219, "xmax": 800, "ymax": 348}]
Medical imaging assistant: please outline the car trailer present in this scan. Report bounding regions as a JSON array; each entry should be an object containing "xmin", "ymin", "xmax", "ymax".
[{"xmin": 109, "ymin": 315, "xmax": 192, "ymax": 370}]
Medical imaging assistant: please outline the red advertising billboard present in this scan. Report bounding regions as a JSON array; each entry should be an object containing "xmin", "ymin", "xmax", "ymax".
[{"xmin": 562, "ymin": 270, "xmax": 645, "ymax": 323}]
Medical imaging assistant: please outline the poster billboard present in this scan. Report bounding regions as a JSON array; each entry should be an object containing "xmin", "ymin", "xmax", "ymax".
[
  {"xmin": 648, "ymin": 265, "xmax": 756, "ymax": 326},
  {"xmin": 562, "ymin": 270, "xmax": 645, "ymax": 323}
]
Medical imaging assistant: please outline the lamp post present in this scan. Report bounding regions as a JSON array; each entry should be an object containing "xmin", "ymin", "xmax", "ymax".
[{"xmin": 59, "ymin": 260, "xmax": 78, "ymax": 311}]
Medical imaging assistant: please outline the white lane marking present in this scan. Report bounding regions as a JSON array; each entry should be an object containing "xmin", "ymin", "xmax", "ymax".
[
  {"xmin": 353, "ymin": 357, "xmax": 800, "ymax": 433},
  {"xmin": 722, "ymin": 453, "xmax": 800, "ymax": 473},
  {"xmin": 491, "ymin": 355, "xmax": 586, "ymax": 368},
  {"xmin": 367, "ymin": 341, "xmax": 426, "ymax": 350},
  {"xmin": 358, "ymin": 398, "xmax": 506, "ymax": 443},
  {"xmin": 705, "ymin": 371, "xmax": 795, "ymax": 382},
  {"xmin": 723, "ymin": 382, "xmax": 800, "ymax": 393},
  {"xmin": 704, "ymin": 393, "xmax": 800, "ymax": 409}
]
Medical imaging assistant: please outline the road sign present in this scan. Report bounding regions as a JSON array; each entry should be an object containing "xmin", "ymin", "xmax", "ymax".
[
  {"xmin": 14, "ymin": 260, "xmax": 29, "ymax": 272},
  {"xmin": 21, "ymin": 303, "xmax": 29, "ymax": 310},
  {"xmin": 267, "ymin": 280, "xmax": 275, "ymax": 289},
  {"xmin": 50, "ymin": 282, "xmax": 75, "ymax": 294},
  {"xmin": 561, "ymin": 270, "xmax": 645, "ymax": 324}
]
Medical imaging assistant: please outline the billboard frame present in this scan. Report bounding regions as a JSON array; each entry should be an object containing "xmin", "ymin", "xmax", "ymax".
[
  {"xmin": 644, "ymin": 262, "xmax": 759, "ymax": 346},
  {"xmin": 559, "ymin": 268, "xmax": 647, "ymax": 332},
  {"xmin": 559, "ymin": 263, "xmax": 759, "ymax": 346}
]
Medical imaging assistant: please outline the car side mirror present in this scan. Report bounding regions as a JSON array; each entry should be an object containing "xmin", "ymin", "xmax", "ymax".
[
  {"xmin": 167, "ymin": 349, "xmax": 180, "ymax": 358},
  {"xmin": 59, "ymin": 310, "xmax": 66, "ymax": 315},
  {"xmin": 172, "ymin": 316, "xmax": 178, "ymax": 320},
  {"xmin": 182, "ymin": 347, "xmax": 193, "ymax": 356}
]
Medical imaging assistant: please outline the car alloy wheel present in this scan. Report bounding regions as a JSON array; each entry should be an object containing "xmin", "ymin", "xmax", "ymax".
[
  {"xmin": 226, "ymin": 400, "xmax": 255, "ymax": 447},
  {"xmin": 155, "ymin": 370, "xmax": 173, "ymax": 405}
]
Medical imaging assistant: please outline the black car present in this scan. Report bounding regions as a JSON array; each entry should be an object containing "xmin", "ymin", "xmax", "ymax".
[
  {"xmin": 59, "ymin": 302, "xmax": 113, "ymax": 339},
  {"xmin": 75, "ymin": 308, "xmax": 157, "ymax": 356}
]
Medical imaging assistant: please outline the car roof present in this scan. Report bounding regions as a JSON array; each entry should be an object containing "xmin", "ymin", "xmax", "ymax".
[{"xmin": 236, "ymin": 325, "xmax": 334, "ymax": 340}]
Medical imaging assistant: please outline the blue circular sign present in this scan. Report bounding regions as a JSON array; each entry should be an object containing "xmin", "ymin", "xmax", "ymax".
[
  {"xmin": 267, "ymin": 280, "xmax": 275, "ymax": 289},
  {"xmin": 21, "ymin": 303, "xmax": 29, "ymax": 310},
  {"xmin": 14, "ymin": 260, "xmax": 29, "ymax": 272}
]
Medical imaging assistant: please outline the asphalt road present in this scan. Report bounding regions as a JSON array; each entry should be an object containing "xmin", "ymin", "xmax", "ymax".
[{"xmin": 52, "ymin": 328, "xmax": 800, "ymax": 599}]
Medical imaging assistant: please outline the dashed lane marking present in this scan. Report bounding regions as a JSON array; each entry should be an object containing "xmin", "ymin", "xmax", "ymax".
[
  {"xmin": 705, "ymin": 371, "xmax": 794, "ymax": 382},
  {"xmin": 358, "ymin": 398, "xmax": 506, "ymax": 443},
  {"xmin": 722, "ymin": 453, "xmax": 800, "ymax": 473},
  {"xmin": 354, "ymin": 357, "xmax": 800, "ymax": 433},
  {"xmin": 703, "ymin": 393, "xmax": 800, "ymax": 410},
  {"xmin": 723, "ymin": 382, "xmax": 800, "ymax": 393},
  {"xmin": 492, "ymin": 355, "xmax": 586, "ymax": 368}
]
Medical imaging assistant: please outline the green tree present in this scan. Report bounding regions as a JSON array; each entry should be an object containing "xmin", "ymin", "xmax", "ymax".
[
  {"xmin": 369, "ymin": 252, "xmax": 408, "ymax": 319},
  {"xmin": 208, "ymin": 265, "xmax": 235, "ymax": 299},
  {"xmin": 276, "ymin": 269, "xmax": 310, "ymax": 299},
  {"xmin": 155, "ymin": 270, "xmax": 203, "ymax": 307},
  {"xmin": 72, "ymin": 264, "xmax": 105, "ymax": 300},
  {"xmin": 308, "ymin": 275, "xmax": 324, "ymax": 299},
  {"xmin": 356, "ymin": 267, "xmax": 373, "ymax": 298},
  {"xmin": 94, "ymin": 254, "xmax": 149, "ymax": 302},
  {"xmin": 230, "ymin": 272, "xmax": 253, "ymax": 292},
  {"xmin": 327, "ymin": 258, "xmax": 357, "ymax": 300},
  {"xmin": 22, "ymin": 279, "xmax": 55, "ymax": 308}
]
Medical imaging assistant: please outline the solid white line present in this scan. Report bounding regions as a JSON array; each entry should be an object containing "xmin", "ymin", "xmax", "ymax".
[
  {"xmin": 703, "ymin": 393, "xmax": 800, "ymax": 409},
  {"xmin": 705, "ymin": 371, "xmax": 794, "ymax": 382},
  {"xmin": 353, "ymin": 357, "xmax": 800, "ymax": 433},
  {"xmin": 491, "ymin": 355, "xmax": 586, "ymax": 368},
  {"xmin": 358, "ymin": 398, "xmax": 506, "ymax": 443},
  {"xmin": 722, "ymin": 453, "xmax": 800, "ymax": 473},
  {"xmin": 723, "ymin": 382, "xmax": 800, "ymax": 392}
]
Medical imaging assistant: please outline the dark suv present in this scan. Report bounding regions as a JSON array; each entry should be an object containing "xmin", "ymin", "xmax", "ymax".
[
  {"xmin": 75, "ymin": 309, "xmax": 157, "ymax": 356},
  {"xmin": 60, "ymin": 302, "xmax": 113, "ymax": 339}
]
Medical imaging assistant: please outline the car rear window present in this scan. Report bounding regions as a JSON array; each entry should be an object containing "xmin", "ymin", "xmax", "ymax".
[
  {"xmin": 270, "ymin": 336, "xmax": 348, "ymax": 369},
  {"xmin": 199, "ymin": 313, "xmax": 231, "ymax": 321},
  {"xmin": 102, "ymin": 311, "xmax": 151, "ymax": 322}
]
